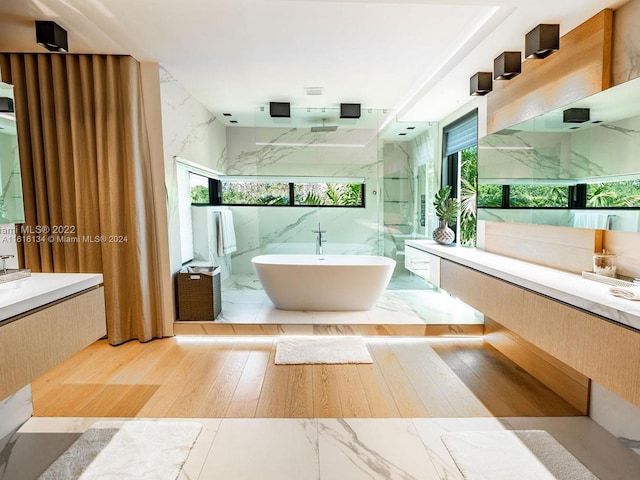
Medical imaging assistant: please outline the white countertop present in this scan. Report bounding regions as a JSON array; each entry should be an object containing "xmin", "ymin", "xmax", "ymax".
[
  {"xmin": 406, "ymin": 240, "xmax": 640, "ymax": 332},
  {"xmin": 0, "ymin": 273, "xmax": 103, "ymax": 322}
]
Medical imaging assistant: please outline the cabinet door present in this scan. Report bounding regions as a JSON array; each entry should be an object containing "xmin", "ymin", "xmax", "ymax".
[{"xmin": 404, "ymin": 245, "xmax": 440, "ymax": 286}]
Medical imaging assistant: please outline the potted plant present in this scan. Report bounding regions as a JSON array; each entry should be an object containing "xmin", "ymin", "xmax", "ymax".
[{"xmin": 432, "ymin": 185, "xmax": 459, "ymax": 245}]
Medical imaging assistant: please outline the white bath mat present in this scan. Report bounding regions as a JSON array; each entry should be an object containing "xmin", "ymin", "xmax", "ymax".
[
  {"xmin": 441, "ymin": 430, "xmax": 599, "ymax": 480},
  {"xmin": 275, "ymin": 336, "xmax": 373, "ymax": 364},
  {"xmin": 39, "ymin": 420, "xmax": 202, "ymax": 480}
]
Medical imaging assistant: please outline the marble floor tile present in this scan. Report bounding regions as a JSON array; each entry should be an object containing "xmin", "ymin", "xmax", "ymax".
[
  {"xmin": 199, "ymin": 418, "xmax": 319, "ymax": 480},
  {"xmin": 0, "ymin": 385, "xmax": 32, "ymax": 440},
  {"xmin": 9, "ymin": 416, "xmax": 640, "ymax": 480},
  {"xmin": 0, "ymin": 430, "xmax": 81, "ymax": 480},
  {"xmin": 219, "ymin": 273, "xmax": 481, "ymax": 327},
  {"xmin": 411, "ymin": 417, "xmax": 511, "ymax": 480},
  {"xmin": 318, "ymin": 418, "xmax": 441, "ymax": 480},
  {"xmin": 393, "ymin": 290, "xmax": 483, "ymax": 325},
  {"xmin": 387, "ymin": 272, "xmax": 433, "ymax": 290},
  {"xmin": 222, "ymin": 289, "xmax": 269, "ymax": 305},
  {"xmin": 177, "ymin": 419, "xmax": 222, "ymax": 480},
  {"xmin": 222, "ymin": 274, "xmax": 264, "ymax": 291},
  {"xmin": 216, "ymin": 302, "xmax": 263, "ymax": 323},
  {"xmin": 17, "ymin": 417, "xmax": 122, "ymax": 433},
  {"xmin": 501, "ymin": 417, "xmax": 640, "ymax": 480}
]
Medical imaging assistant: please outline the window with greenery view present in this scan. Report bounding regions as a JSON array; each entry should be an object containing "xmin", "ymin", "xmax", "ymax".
[
  {"xmin": 478, "ymin": 178, "xmax": 640, "ymax": 209},
  {"xmin": 510, "ymin": 185, "xmax": 569, "ymax": 208},
  {"xmin": 586, "ymin": 179, "xmax": 640, "ymax": 207},
  {"xmin": 190, "ymin": 173, "xmax": 211, "ymax": 204},
  {"xmin": 293, "ymin": 182, "xmax": 363, "ymax": 206},
  {"xmin": 222, "ymin": 181, "xmax": 290, "ymax": 205},
  {"xmin": 477, "ymin": 184, "xmax": 503, "ymax": 207},
  {"xmin": 459, "ymin": 146, "xmax": 477, "ymax": 246},
  {"xmin": 196, "ymin": 177, "xmax": 365, "ymax": 207}
]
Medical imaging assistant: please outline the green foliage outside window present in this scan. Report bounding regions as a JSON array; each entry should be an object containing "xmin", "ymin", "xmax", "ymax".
[
  {"xmin": 296, "ymin": 183, "xmax": 362, "ymax": 206},
  {"xmin": 222, "ymin": 182, "xmax": 289, "ymax": 205},
  {"xmin": 190, "ymin": 185, "xmax": 210, "ymax": 204},
  {"xmin": 510, "ymin": 185, "xmax": 568, "ymax": 207},
  {"xmin": 477, "ymin": 185, "xmax": 502, "ymax": 207},
  {"xmin": 587, "ymin": 180, "xmax": 640, "ymax": 207},
  {"xmin": 219, "ymin": 180, "xmax": 363, "ymax": 207},
  {"xmin": 477, "ymin": 179, "xmax": 640, "ymax": 208},
  {"xmin": 459, "ymin": 146, "xmax": 478, "ymax": 247}
]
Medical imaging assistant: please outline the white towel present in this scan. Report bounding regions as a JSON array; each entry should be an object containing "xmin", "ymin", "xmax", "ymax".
[
  {"xmin": 572, "ymin": 212, "xmax": 611, "ymax": 229},
  {"xmin": 216, "ymin": 210, "xmax": 237, "ymax": 256},
  {"xmin": 609, "ymin": 286, "xmax": 640, "ymax": 301}
]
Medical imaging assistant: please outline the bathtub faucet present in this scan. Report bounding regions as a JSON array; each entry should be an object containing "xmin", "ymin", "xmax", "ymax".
[{"xmin": 312, "ymin": 223, "xmax": 327, "ymax": 255}]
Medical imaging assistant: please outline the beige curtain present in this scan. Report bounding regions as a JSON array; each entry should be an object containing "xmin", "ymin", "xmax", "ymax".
[{"xmin": 0, "ymin": 53, "xmax": 164, "ymax": 345}]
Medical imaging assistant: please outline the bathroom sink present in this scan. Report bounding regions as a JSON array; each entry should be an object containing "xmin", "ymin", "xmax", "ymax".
[{"xmin": 0, "ymin": 269, "xmax": 31, "ymax": 284}]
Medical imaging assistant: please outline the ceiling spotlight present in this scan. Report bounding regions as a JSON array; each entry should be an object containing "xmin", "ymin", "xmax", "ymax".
[
  {"xmin": 35, "ymin": 20, "xmax": 68, "ymax": 52},
  {"xmin": 563, "ymin": 108, "xmax": 590, "ymax": 123},
  {"xmin": 269, "ymin": 102, "xmax": 290, "ymax": 118},
  {"xmin": 525, "ymin": 24, "xmax": 559, "ymax": 59},
  {"xmin": 494, "ymin": 51, "xmax": 522, "ymax": 80},
  {"xmin": 470, "ymin": 72, "xmax": 492, "ymax": 96},
  {"xmin": 0, "ymin": 97, "xmax": 14, "ymax": 113},
  {"xmin": 340, "ymin": 103, "xmax": 361, "ymax": 119}
]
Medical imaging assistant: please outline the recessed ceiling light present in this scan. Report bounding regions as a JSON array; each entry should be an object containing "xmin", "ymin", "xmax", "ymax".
[
  {"xmin": 399, "ymin": 133, "xmax": 407, "ymax": 136},
  {"xmin": 223, "ymin": 113, "xmax": 232, "ymax": 116},
  {"xmin": 304, "ymin": 86, "xmax": 324, "ymax": 96},
  {"xmin": 230, "ymin": 120, "xmax": 238, "ymax": 124},
  {"xmin": 407, "ymin": 127, "xmax": 415, "ymax": 130},
  {"xmin": 569, "ymin": 126, "xmax": 580, "ymax": 129}
]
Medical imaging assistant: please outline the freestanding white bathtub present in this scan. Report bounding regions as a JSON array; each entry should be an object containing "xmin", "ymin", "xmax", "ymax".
[{"xmin": 251, "ymin": 254, "xmax": 396, "ymax": 311}]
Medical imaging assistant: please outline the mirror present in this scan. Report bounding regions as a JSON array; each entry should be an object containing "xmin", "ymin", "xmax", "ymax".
[
  {"xmin": 0, "ymin": 81, "xmax": 24, "ymax": 224},
  {"xmin": 478, "ymin": 77, "xmax": 640, "ymax": 232}
]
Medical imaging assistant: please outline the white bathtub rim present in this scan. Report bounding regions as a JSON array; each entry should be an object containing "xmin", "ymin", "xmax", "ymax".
[{"xmin": 251, "ymin": 254, "xmax": 396, "ymax": 267}]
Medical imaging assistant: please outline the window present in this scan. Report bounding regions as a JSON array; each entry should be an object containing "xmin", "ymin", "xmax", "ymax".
[
  {"xmin": 201, "ymin": 176, "xmax": 365, "ymax": 208},
  {"xmin": 586, "ymin": 179, "xmax": 640, "ymax": 207},
  {"xmin": 221, "ymin": 180, "xmax": 289, "ymax": 205},
  {"xmin": 293, "ymin": 182, "xmax": 363, "ymax": 206},
  {"xmin": 510, "ymin": 185, "xmax": 569, "ymax": 208},
  {"xmin": 190, "ymin": 173, "xmax": 212, "ymax": 204},
  {"xmin": 477, "ymin": 178, "xmax": 640, "ymax": 209},
  {"xmin": 442, "ymin": 110, "xmax": 478, "ymax": 246}
]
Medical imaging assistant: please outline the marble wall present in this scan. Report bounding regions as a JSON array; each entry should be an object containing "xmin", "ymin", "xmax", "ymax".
[
  {"xmin": 411, "ymin": 126, "xmax": 440, "ymax": 236},
  {"xmin": 477, "ymin": 123, "xmax": 640, "ymax": 181},
  {"xmin": 479, "ymin": 114, "xmax": 640, "ymax": 231},
  {"xmin": 613, "ymin": 0, "xmax": 640, "ymax": 85},
  {"xmin": 382, "ymin": 124, "xmax": 440, "ymax": 260},
  {"xmin": 225, "ymin": 126, "xmax": 382, "ymax": 274},
  {"xmin": 159, "ymin": 66, "xmax": 228, "ymax": 277}
]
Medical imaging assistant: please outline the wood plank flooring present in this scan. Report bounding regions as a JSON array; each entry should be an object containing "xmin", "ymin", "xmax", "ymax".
[{"xmin": 31, "ymin": 336, "xmax": 582, "ymax": 418}]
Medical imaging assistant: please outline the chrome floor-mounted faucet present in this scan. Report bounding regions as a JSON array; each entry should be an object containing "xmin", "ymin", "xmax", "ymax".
[{"xmin": 312, "ymin": 223, "xmax": 327, "ymax": 255}]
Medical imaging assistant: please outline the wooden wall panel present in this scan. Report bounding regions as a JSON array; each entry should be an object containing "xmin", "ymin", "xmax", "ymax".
[
  {"xmin": 484, "ymin": 221, "xmax": 601, "ymax": 273},
  {"xmin": 0, "ymin": 287, "xmax": 107, "ymax": 399},
  {"xmin": 603, "ymin": 229, "xmax": 640, "ymax": 279},
  {"xmin": 441, "ymin": 260, "xmax": 640, "ymax": 409},
  {"xmin": 487, "ymin": 9, "xmax": 613, "ymax": 134}
]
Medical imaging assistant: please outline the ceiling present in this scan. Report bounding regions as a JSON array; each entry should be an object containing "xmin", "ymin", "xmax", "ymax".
[{"xmin": 0, "ymin": 0, "xmax": 629, "ymax": 133}]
